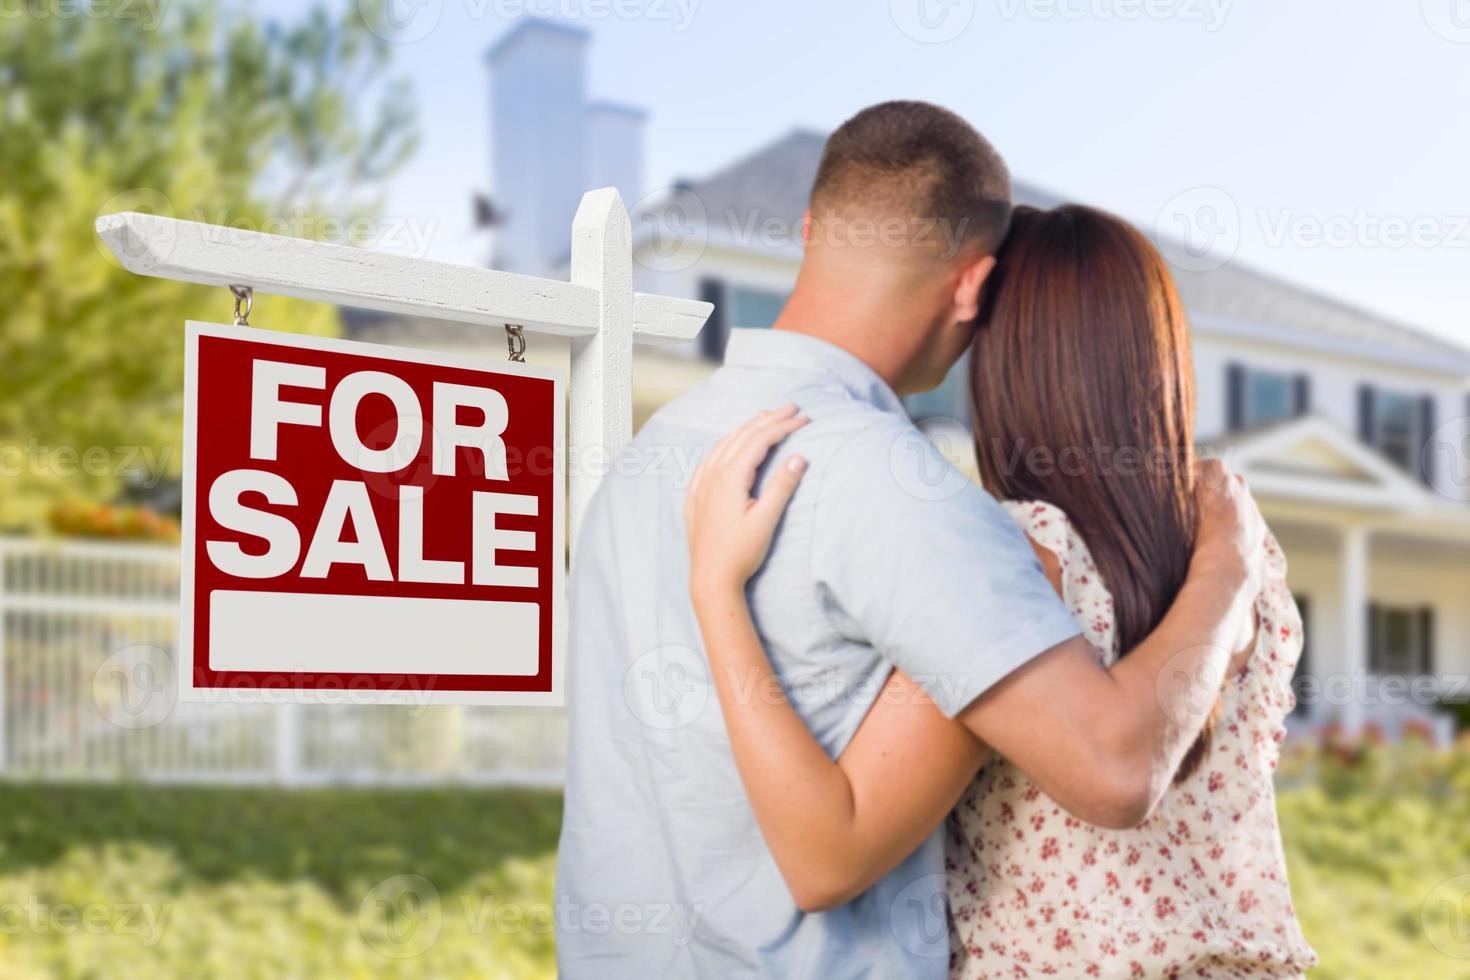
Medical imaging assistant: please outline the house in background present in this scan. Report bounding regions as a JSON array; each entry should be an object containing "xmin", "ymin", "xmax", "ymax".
[{"xmin": 361, "ymin": 19, "xmax": 1470, "ymax": 740}]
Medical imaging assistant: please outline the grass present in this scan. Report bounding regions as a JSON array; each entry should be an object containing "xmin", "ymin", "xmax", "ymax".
[
  {"xmin": 1275, "ymin": 734, "xmax": 1470, "ymax": 979},
  {"xmin": 0, "ymin": 785, "xmax": 562, "ymax": 979},
  {"xmin": 0, "ymin": 784, "xmax": 562, "ymax": 903},
  {"xmin": 0, "ymin": 738, "xmax": 1466, "ymax": 977}
]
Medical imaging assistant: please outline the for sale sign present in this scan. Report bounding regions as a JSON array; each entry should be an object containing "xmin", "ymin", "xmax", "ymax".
[{"xmin": 179, "ymin": 322, "xmax": 565, "ymax": 705}]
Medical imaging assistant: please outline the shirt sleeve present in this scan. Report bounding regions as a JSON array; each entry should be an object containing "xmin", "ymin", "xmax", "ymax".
[{"xmin": 809, "ymin": 417, "xmax": 1083, "ymax": 718}]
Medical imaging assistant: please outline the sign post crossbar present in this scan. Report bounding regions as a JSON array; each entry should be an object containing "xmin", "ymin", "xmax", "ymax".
[{"xmin": 95, "ymin": 188, "xmax": 713, "ymax": 548}]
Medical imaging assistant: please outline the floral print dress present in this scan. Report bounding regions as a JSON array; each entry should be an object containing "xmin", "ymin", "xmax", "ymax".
[{"xmin": 946, "ymin": 501, "xmax": 1317, "ymax": 979}]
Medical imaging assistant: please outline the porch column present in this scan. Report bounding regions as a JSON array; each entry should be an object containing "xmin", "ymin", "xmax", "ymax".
[{"xmin": 1339, "ymin": 525, "xmax": 1369, "ymax": 734}]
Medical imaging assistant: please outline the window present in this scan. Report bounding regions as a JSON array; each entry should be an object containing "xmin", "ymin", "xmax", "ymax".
[
  {"xmin": 1244, "ymin": 371, "xmax": 1293, "ymax": 426},
  {"xmin": 1373, "ymin": 390, "xmax": 1418, "ymax": 471},
  {"xmin": 696, "ymin": 279, "xmax": 789, "ymax": 361},
  {"xmin": 1368, "ymin": 604, "xmax": 1434, "ymax": 676},
  {"xmin": 1226, "ymin": 364, "xmax": 1309, "ymax": 431},
  {"xmin": 1359, "ymin": 386, "xmax": 1436, "ymax": 482},
  {"xmin": 728, "ymin": 286, "xmax": 786, "ymax": 329}
]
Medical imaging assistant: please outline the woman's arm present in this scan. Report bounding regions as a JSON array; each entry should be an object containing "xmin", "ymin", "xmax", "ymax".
[
  {"xmin": 693, "ymin": 587, "xmax": 986, "ymax": 911},
  {"xmin": 684, "ymin": 407, "xmax": 1259, "ymax": 909},
  {"xmin": 685, "ymin": 405, "xmax": 990, "ymax": 911}
]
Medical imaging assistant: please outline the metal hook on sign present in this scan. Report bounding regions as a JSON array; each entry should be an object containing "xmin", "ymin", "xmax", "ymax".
[
  {"xmin": 229, "ymin": 284, "xmax": 253, "ymax": 327},
  {"xmin": 505, "ymin": 323, "xmax": 526, "ymax": 363}
]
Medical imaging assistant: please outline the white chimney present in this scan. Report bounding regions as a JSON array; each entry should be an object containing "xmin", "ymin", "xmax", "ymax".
[
  {"xmin": 586, "ymin": 102, "xmax": 646, "ymax": 211},
  {"xmin": 485, "ymin": 20, "xmax": 590, "ymax": 277}
]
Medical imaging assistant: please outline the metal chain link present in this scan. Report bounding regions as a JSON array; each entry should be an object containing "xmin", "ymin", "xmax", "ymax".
[
  {"xmin": 229, "ymin": 284, "xmax": 253, "ymax": 327},
  {"xmin": 505, "ymin": 323, "xmax": 526, "ymax": 362}
]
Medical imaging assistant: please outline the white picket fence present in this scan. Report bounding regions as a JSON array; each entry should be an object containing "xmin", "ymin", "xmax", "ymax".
[{"xmin": 0, "ymin": 536, "xmax": 565, "ymax": 785}]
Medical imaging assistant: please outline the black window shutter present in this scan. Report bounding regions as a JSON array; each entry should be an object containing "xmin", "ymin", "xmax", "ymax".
[
  {"xmin": 1293, "ymin": 374, "xmax": 1312, "ymax": 417},
  {"xmin": 1291, "ymin": 595, "xmax": 1311, "ymax": 717},
  {"xmin": 1420, "ymin": 395, "xmax": 1438, "ymax": 488},
  {"xmin": 1358, "ymin": 385, "xmax": 1377, "ymax": 444},
  {"xmin": 1226, "ymin": 363, "xmax": 1246, "ymax": 431},
  {"xmin": 698, "ymin": 279, "xmax": 727, "ymax": 361},
  {"xmin": 1419, "ymin": 607, "xmax": 1436, "ymax": 675}
]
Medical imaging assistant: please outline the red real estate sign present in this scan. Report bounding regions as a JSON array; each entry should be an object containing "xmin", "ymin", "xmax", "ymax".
[{"xmin": 179, "ymin": 322, "xmax": 565, "ymax": 705}]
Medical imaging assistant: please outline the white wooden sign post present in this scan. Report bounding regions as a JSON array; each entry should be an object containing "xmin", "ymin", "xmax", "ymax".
[{"xmin": 95, "ymin": 188, "xmax": 712, "ymax": 705}]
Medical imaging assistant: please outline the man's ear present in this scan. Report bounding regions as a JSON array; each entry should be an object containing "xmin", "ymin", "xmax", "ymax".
[
  {"xmin": 801, "ymin": 209, "xmax": 813, "ymax": 248},
  {"xmin": 952, "ymin": 254, "xmax": 997, "ymax": 322}
]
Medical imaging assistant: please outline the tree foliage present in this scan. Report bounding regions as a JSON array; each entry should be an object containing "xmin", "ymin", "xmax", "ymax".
[{"xmin": 0, "ymin": 1, "xmax": 418, "ymax": 530}]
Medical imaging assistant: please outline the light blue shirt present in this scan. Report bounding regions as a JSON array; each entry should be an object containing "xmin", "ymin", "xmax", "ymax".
[{"xmin": 556, "ymin": 329, "xmax": 1081, "ymax": 978}]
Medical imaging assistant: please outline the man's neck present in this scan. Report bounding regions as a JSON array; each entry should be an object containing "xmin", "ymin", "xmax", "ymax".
[{"xmin": 769, "ymin": 282, "xmax": 921, "ymax": 394}]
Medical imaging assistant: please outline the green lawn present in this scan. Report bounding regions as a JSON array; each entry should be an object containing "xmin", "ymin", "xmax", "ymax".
[
  {"xmin": 0, "ymin": 739, "xmax": 1467, "ymax": 978},
  {"xmin": 0, "ymin": 785, "xmax": 562, "ymax": 978}
]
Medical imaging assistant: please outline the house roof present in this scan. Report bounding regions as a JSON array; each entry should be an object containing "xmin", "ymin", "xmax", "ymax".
[
  {"xmin": 1202, "ymin": 415, "xmax": 1470, "ymax": 531},
  {"xmin": 1167, "ymin": 262, "xmax": 1470, "ymax": 371},
  {"xmin": 663, "ymin": 128, "xmax": 828, "ymax": 233},
  {"xmin": 640, "ymin": 127, "xmax": 1470, "ymax": 373}
]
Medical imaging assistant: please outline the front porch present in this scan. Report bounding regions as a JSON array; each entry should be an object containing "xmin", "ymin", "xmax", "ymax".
[{"xmin": 1220, "ymin": 416, "xmax": 1470, "ymax": 740}]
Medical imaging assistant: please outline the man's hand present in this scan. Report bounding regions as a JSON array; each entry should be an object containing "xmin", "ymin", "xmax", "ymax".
[{"xmin": 956, "ymin": 459, "xmax": 1269, "ymax": 829}]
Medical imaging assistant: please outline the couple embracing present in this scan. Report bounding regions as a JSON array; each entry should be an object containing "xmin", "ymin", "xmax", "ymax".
[{"xmin": 557, "ymin": 101, "xmax": 1316, "ymax": 979}]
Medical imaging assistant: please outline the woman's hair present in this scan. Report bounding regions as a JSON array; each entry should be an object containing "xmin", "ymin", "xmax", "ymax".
[{"xmin": 970, "ymin": 204, "xmax": 1213, "ymax": 784}]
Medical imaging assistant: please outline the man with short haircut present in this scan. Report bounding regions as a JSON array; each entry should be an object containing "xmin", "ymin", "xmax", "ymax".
[{"xmin": 557, "ymin": 101, "xmax": 1262, "ymax": 977}]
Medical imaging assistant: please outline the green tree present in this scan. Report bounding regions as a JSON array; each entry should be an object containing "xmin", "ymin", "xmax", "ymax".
[{"xmin": 0, "ymin": 1, "xmax": 418, "ymax": 531}]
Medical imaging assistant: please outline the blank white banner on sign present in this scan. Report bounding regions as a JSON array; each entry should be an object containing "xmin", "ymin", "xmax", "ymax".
[{"xmin": 208, "ymin": 590, "xmax": 540, "ymax": 676}]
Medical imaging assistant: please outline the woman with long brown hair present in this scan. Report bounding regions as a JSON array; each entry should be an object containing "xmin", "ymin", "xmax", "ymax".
[{"xmin": 683, "ymin": 205, "xmax": 1315, "ymax": 977}]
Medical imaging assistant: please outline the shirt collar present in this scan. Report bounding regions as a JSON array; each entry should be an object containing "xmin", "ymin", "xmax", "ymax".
[{"xmin": 723, "ymin": 328, "xmax": 907, "ymax": 416}]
